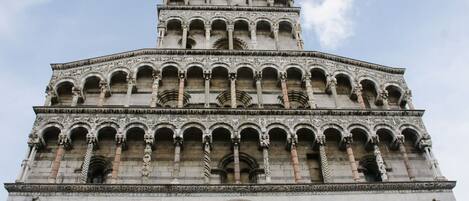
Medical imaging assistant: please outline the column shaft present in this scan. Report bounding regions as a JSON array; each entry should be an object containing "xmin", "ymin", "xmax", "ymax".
[
  {"xmin": 256, "ymin": 79, "xmax": 264, "ymax": 108},
  {"xmin": 177, "ymin": 76, "xmax": 185, "ymax": 108},
  {"xmin": 398, "ymin": 141, "xmax": 416, "ymax": 181},
  {"xmin": 141, "ymin": 143, "xmax": 153, "ymax": 182},
  {"xmin": 330, "ymin": 85, "xmax": 339, "ymax": 108},
  {"xmin": 373, "ymin": 144, "xmax": 388, "ymax": 181},
  {"xmin": 230, "ymin": 77, "xmax": 237, "ymax": 108},
  {"xmin": 319, "ymin": 144, "xmax": 332, "ymax": 183},
  {"xmin": 98, "ymin": 87, "xmax": 106, "ymax": 107},
  {"xmin": 111, "ymin": 143, "xmax": 123, "ymax": 184},
  {"xmin": 304, "ymin": 78, "xmax": 316, "ymax": 109},
  {"xmin": 274, "ymin": 29, "xmax": 279, "ymax": 50},
  {"xmin": 48, "ymin": 144, "xmax": 65, "ymax": 183},
  {"xmin": 203, "ymin": 142, "xmax": 212, "ymax": 184},
  {"xmin": 250, "ymin": 28, "xmax": 257, "ymax": 49},
  {"xmin": 345, "ymin": 143, "xmax": 360, "ymax": 181},
  {"xmin": 290, "ymin": 144, "xmax": 302, "ymax": 183},
  {"xmin": 16, "ymin": 146, "xmax": 32, "ymax": 182},
  {"xmin": 81, "ymin": 142, "xmax": 94, "ymax": 183},
  {"xmin": 19, "ymin": 145, "xmax": 37, "ymax": 182},
  {"xmin": 182, "ymin": 27, "xmax": 188, "ymax": 49},
  {"xmin": 262, "ymin": 147, "xmax": 271, "ymax": 183},
  {"xmin": 204, "ymin": 75, "xmax": 211, "ymax": 108},
  {"xmin": 233, "ymin": 143, "xmax": 241, "ymax": 184},
  {"xmin": 172, "ymin": 143, "xmax": 181, "ymax": 183},
  {"xmin": 125, "ymin": 80, "xmax": 134, "ymax": 107},
  {"xmin": 205, "ymin": 27, "xmax": 211, "ymax": 49},
  {"xmin": 150, "ymin": 77, "xmax": 160, "ymax": 107},
  {"xmin": 424, "ymin": 147, "xmax": 444, "ymax": 180},
  {"xmin": 157, "ymin": 28, "xmax": 166, "ymax": 47},
  {"xmin": 228, "ymin": 28, "xmax": 234, "ymax": 50},
  {"xmin": 280, "ymin": 74, "xmax": 290, "ymax": 109}
]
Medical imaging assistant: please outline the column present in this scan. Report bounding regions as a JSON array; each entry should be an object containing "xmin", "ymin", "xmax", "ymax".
[
  {"xmin": 377, "ymin": 87, "xmax": 389, "ymax": 109},
  {"xmin": 98, "ymin": 81, "xmax": 108, "ymax": 106},
  {"xmin": 204, "ymin": 71, "xmax": 211, "ymax": 108},
  {"xmin": 403, "ymin": 90, "xmax": 415, "ymax": 110},
  {"xmin": 157, "ymin": 26, "xmax": 166, "ymax": 48},
  {"xmin": 294, "ymin": 24, "xmax": 304, "ymax": 50},
  {"xmin": 289, "ymin": 139, "xmax": 302, "ymax": 183},
  {"xmin": 227, "ymin": 25, "xmax": 234, "ymax": 50},
  {"xmin": 163, "ymin": 0, "xmax": 168, "ymax": 5},
  {"xmin": 16, "ymin": 146, "xmax": 32, "ymax": 182},
  {"xmin": 344, "ymin": 136, "xmax": 360, "ymax": 182},
  {"xmin": 280, "ymin": 72, "xmax": 290, "ymax": 109},
  {"xmin": 229, "ymin": 73, "xmax": 237, "ymax": 108},
  {"xmin": 232, "ymin": 138, "xmax": 241, "ymax": 184},
  {"xmin": 141, "ymin": 134, "xmax": 154, "ymax": 182},
  {"xmin": 255, "ymin": 72, "xmax": 264, "ymax": 108},
  {"xmin": 304, "ymin": 75, "xmax": 316, "ymax": 109},
  {"xmin": 316, "ymin": 135, "xmax": 332, "ymax": 183},
  {"xmin": 327, "ymin": 74, "xmax": 339, "ymax": 108},
  {"xmin": 81, "ymin": 134, "xmax": 97, "ymax": 183},
  {"xmin": 17, "ymin": 136, "xmax": 40, "ymax": 183},
  {"xmin": 250, "ymin": 23, "xmax": 257, "ymax": 49},
  {"xmin": 177, "ymin": 71, "xmax": 185, "ymax": 108},
  {"xmin": 44, "ymin": 85, "xmax": 55, "ymax": 106},
  {"xmin": 353, "ymin": 83, "xmax": 366, "ymax": 109},
  {"xmin": 397, "ymin": 136, "xmax": 416, "ymax": 181},
  {"xmin": 184, "ymin": 0, "xmax": 189, "ymax": 5},
  {"xmin": 260, "ymin": 134, "xmax": 271, "ymax": 183},
  {"xmin": 71, "ymin": 87, "xmax": 81, "ymax": 107},
  {"xmin": 182, "ymin": 24, "xmax": 188, "ymax": 49},
  {"xmin": 202, "ymin": 134, "xmax": 212, "ymax": 184},
  {"xmin": 205, "ymin": 24, "xmax": 211, "ymax": 49},
  {"xmin": 172, "ymin": 137, "xmax": 183, "ymax": 184},
  {"xmin": 150, "ymin": 72, "xmax": 160, "ymax": 107},
  {"xmin": 111, "ymin": 132, "xmax": 125, "ymax": 184},
  {"xmin": 48, "ymin": 133, "xmax": 69, "ymax": 183},
  {"xmin": 125, "ymin": 75, "xmax": 135, "ymax": 107},
  {"xmin": 420, "ymin": 139, "xmax": 445, "ymax": 180},
  {"xmin": 273, "ymin": 26, "xmax": 279, "ymax": 50},
  {"xmin": 371, "ymin": 137, "xmax": 388, "ymax": 181}
]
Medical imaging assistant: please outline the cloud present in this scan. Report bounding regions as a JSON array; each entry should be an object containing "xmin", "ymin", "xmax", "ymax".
[
  {"xmin": 0, "ymin": 0, "xmax": 51, "ymax": 37},
  {"xmin": 298, "ymin": 0, "xmax": 354, "ymax": 49}
]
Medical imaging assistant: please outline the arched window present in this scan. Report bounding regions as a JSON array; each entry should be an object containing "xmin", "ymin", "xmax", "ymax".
[
  {"xmin": 359, "ymin": 155, "xmax": 382, "ymax": 182},
  {"xmin": 87, "ymin": 156, "xmax": 112, "ymax": 184},
  {"xmin": 219, "ymin": 153, "xmax": 260, "ymax": 184}
]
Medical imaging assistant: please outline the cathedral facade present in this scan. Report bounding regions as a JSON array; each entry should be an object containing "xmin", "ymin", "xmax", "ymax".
[{"xmin": 5, "ymin": 0, "xmax": 457, "ymax": 200}]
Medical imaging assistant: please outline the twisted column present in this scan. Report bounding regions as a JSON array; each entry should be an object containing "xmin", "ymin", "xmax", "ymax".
[
  {"xmin": 304, "ymin": 75, "xmax": 316, "ymax": 109},
  {"xmin": 396, "ymin": 135, "xmax": 415, "ymax": 181},
  {"xmin": 150, "ymin": 72, "xmax": 160, "ymax": 107},
  {"xmin": 327, "ymin": 74, "xmax": 339, "ymax": 108},
  {"xmin": 48, "ymin": 132, "xmax": 69, "ymax": 183},
  {"xmin": 233, "ymin": 138, "xmax": 241, "ymax": 184},
  {"xmin": 204, "ymin": 71, "xmax": 211, "ymax": 108},
  {"xmin": 202, "ymin": 134, "xmax": 212, "ymax": 184},
  {"xmin": 371, "ymin": 137, "xmax": 388, "ymax": 181},
  {"xmin": 280, "ymin": 72, "xmax": 290, "ymax": 109},
  {"xmin": 229, "ymin": 73, "xmax": 237, "ymax": 108},
  {"xmin": 344, "ymin": 136, "xmax": 360, "ymax": 182},
  {"xmin": 177, "ymin": 71, "xmax": 185, "ymax": 108},
  {"xmin": 316, "ymin": 135, "xmax": 332, "ymax": 183},
  {"xmin": 81, "ymin": 133, "xmax": 97, "ymax": 183},
  {"xmin": 260, "ymin": 133, "xmax": 271, "ymax": 183},
  {"xmin": 255, "ymin": 72, "xmax": 264, "ymax": 108}
]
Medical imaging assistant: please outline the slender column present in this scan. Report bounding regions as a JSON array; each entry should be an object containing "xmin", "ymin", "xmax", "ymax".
[
  {"xmin": 304, "ymin": 75, "xmax": 316, "ymax": 109},
  {"xmin": 255, "ymin": 72, "xmax": 264, "ymax": 108},
  {"xmin": 204, "ymin": 71, "xmax": 211, "ymax": 108},
  {"xmin": 18, "ymin": 135, "xmax": 40, "ymax": 183},
  {"xmin": 420, "ymin": 139, "xmax": 445, "ymax": 180},
  {"xmin": 344, "ymin": 137, "xmax": 360, "ymax": 182},
  {"xmin": 141, "ymin": 133, "xmax": 154, "ymax": 182},
  {"xmin": 98, "ymin": 81, "xmax": 108, "ymax": 107},
  {"xmin": 71, "ymin": 87, "xmax": 81, "ymax": 107},
  {"xmin": 16, "ymin": 146, "xmax": 32, "ymax": 182},
  {"xmin": 157, "ymin": 26, "xmax": 166, "ymax": 48},
  {"xmin": 111, "ymin": 132, "xmax": 125, "ymax": 184},
  {"xmin": 48, "ymin": 133, "xmax": 69, "ymax": 183},
  {"xmin": 21, "ymin": 144, "xmax": 38, "ymax": 183},
  {"xmin": 397, "ymin": 136, "xmax": 416, "ymax": 181},
  {"xmin": 327, "ymin": 74, "xmax": 339, "ymax": 108},
  {"xmin": 182, "ymin": 25, "xmax": 188, "ymax": 49},
  {"xmin": 353, "ymin": 83, "xmax": 366, "ymax": 109},
  {"xmin": 273, "ymin": 26, "xmax": 279, "ymax": 50},
  {"xmin": 280, "ymin": 72, "xmax": 290, "ymax": 109},
  {"xmin": 81, "ymin": 134, "xmax": 97, "ymax": 183},
  {"xmin": 172, "ymin": 137, "xmax": 183, "ymax": 184},
  {"xmin": 205, "ymin": 25, "xmax": 211, "ymax": 49},
  {"xmin": 250, "ymin": 23, "xmax": 257, "ymax": 49},
  {"xmin": 402, "ymin": 90, "xmax": 415, "ymax": 110},
  {"xmin": 125, "ymin": 75, "xmax": 135, "ymax": 107},
  {"xmin": 260, "ymin": 134, "xmax": 271, "ymax": 183},
  {"xmin": 202, "ymin": 134, "xmax": 212, "ymax": 184},
  {"xmin": 294, "ymin": 24, "xmax": 304, "ymax": 50},
  {"xmin": 377, "ymin": 87, "xmax": 389, "ymax": 109},
  {"xmin": 229, "ymin": 73, "xmax": 237, "ymax": 108},
  {"xmin": 177, "ymin": 71, "xmax": 186, "ymax": 108},
  {"xmin": 227, "ymin": 25, "xmax": 234, "ymax": 50},
  {"xmin": 232, "ymin": 138, "xmax": 241, "ymax": 184},
  {"xmin": 316, "ymin": 135, "xmax": 332, "ymax": 183},
  {"xmin": 289, "ymin": 140, "xmax": 302, "ymax": 183},
  {"xmin": 150, "ymin": 72, "xmax": 160, "ymax": 107},
  {"xmin": 371, "ymin": 137, "xmax": 388, "ymax": 181},
  {"xmin": 44, "ymin": 85, "xmax": 55, "ymax": 106},
  {"xmin": 163, "ymin": 0, "xmax": 168, "ymax": 5}
]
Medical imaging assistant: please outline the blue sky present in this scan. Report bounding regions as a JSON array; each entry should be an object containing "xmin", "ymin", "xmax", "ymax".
[{"xmin": 0, "ymin": 0, "xmax": 468, "ymax": 200}]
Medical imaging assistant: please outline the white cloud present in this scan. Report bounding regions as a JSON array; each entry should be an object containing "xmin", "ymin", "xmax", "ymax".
[
  {"xmin": 298, "ymin": 0, "xmax": 354, "ymax": 49},
  {"xmin": 0, "ymin": 0, "xmax": 51, "ymax": 37}
]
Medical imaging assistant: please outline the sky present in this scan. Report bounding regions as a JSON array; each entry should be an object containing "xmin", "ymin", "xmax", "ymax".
[{"xmin": 0, "ymin": 0, "xmax": 468, "ymax": 200}]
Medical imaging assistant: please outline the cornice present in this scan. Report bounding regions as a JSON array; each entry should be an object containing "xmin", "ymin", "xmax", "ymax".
[
  {"xmin": 4, "ymin": 181, "xmax": 456, "ymax": 194},
  {"xmin": 50, "ymin": 49, "xmax": 406, "ymax": 74},
  {"xmin": 33, "ymin": 106, "xmax": 425, "ymax": 117},
  {"xmin": 157, "ymin": 4, "xmax": 301, "ymax": 13}
]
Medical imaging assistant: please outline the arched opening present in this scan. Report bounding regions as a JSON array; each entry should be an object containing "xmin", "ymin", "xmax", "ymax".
[
  {"xmin": 359, "ymin": 155, "xmax": 381, "ymax": 182},
  {"xmin": 256, "ymin": 20, "xmax": 275, "ymax": 49},
  {"xmin": 82, "ymin": 76, "xmax": 101, "ymax": 105},
  {"xmin": 124, "ymin": 127, "xmax": 145, "ymax": 167},
  {"xmin": 182, "ymin": 127, "xmax": 204, "ymax": 181},
  {"xmin": 96, "ymin": 126, "xmax": 117, "ymax": 162},
  {"xmin": 54, "ymin": 82, "xmax": 74, "ymax": 106},
  {"xmin": 155, "ymin": 127, "xmax": 175, "ymax": 183},
  {"xmin": 232, "ymin": 0, "xmax": 249, "ymax": 6},
  {"xmin": 323, "ymin": 127, "xmax": 344, "ymax": 181},
  {"xmin": 219, "ymin": 153, "xmax": 259, "ymax": 184},
  {"xmin": 211, "ymin": 20, "xmax": 228, "ymax": 49},
  {"xmin": 158, "ymin": 66, "xmax": 179, "ymax": 108},
  {"xmin": 110, "ymin": 71, "xmax": 128, "ymax": 94},
  {"xmin": 297, "ymin": 128, "xmax": 322, "ymax": 183},
  {"xmin": 164, "ymin": 19, "xmax": 183, "ymax": 48},
  {"xmin": 87, "ymin": 156, "xmax": 112, "ymax": 184},
  {"xmin": 261, "ymin": 67, "xmax": 282, "ymax": 108},
  {"xmin": 278, "ymin": 21, "xmax": 296, "ymax": 50},
  {"xmin": 360, "ymin": 80, "xmax": 378, "ymax": 109},
  {"xmin": 136, "ymin": 66, "xmax": 154, "ymax": 93},
  {"xmin": 211, "ymin": 127, "xmax": 233, "ymax": 183},
  {"xmin": 286, "ymin": 68, "xmax": 307, "ymax": 109},
  {"xmin": 234, "ymin": 20, "xmax": 250, "ymax": 49},
  {"xmin": 310, "ymin": 69, "xmax": 327, "ymax": 93},
  {"xmin": 239, "ymin": 127, "xmax": 262, "ymax": 182},
  {"xmin": 386, "ymin": 86, "xmax": 403, "ymax": 109},
  {"xmin": 234, "ymin": 67, "xmax": 255, "ymax": 108},
  {"xmin": 268, "ymin": 128, "xmax": 290, "ymax": 182},
  {"xmin": 186, "ymin": 66, "xmax": 205, "ymax": 107},
  {"xmin": 211, "ymin": 67, "xmax": 229, "ymax": 107},
  {"xmin": 335, "ymin": 74, "xmax": 352, "ymax": 96},
  {"xmin": 36, "ymin": 127, "xmax": 61, "ymax": 159},
  {"xmin": 188, "ymin": 19, "xmax": 205, "ymax": 49}
]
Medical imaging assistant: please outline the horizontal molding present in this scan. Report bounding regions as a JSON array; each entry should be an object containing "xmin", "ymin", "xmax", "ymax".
[
  {"xmin": 33, "ymin": 106, "xmax": 425, "ymax": 117},
  {"xmin": 4, "ymin": 181, "xmax": 456, "ymax": 194},
  {"xmin": 157, "ymin": 4, "xmax": 301, "ymax": 13},
  {"xmin": 50, "ymin": 49, "xmax": 405, "ymax": 74}
]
